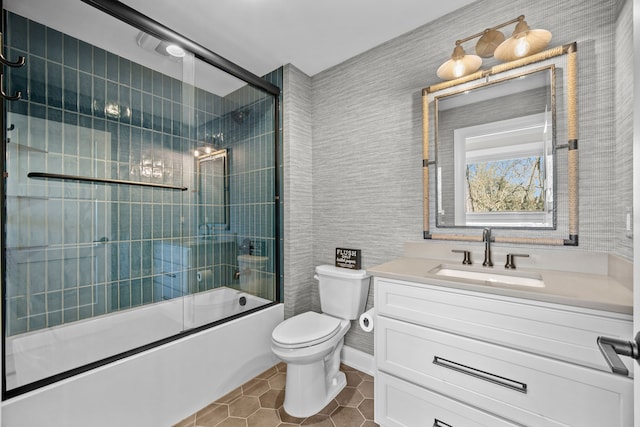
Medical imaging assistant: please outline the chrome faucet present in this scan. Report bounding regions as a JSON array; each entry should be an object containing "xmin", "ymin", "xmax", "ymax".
[{"xmin": 482, "ymin": 228, "xmax": 493, "ymax": 267}]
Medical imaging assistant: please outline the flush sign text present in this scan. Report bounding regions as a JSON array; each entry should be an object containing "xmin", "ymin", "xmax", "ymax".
[{"xmin": 335, "ymin": 248, "xmax": 361, "ymax": 270}]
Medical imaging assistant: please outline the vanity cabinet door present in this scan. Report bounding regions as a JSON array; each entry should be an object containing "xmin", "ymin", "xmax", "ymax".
[
  {"xmin": 376, "ymin": 371, "xmax": 519, "ymax": 427},
  {"xmin": 376, "ymin": 316, "xmax": 633, "ymax": 427},
  {"xmin": 375, "ymin": 278, "xmax": 634, "ymax": 374}
]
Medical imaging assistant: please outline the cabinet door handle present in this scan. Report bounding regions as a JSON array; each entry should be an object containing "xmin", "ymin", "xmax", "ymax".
[
  {"xmin": 162, "ymin": 272, "xmax": 177, "ymax": 278},
  {"xmin": 433, "ymin": 356, "xmax": 527, "ymax": 394},
  {"xmin": 433, "ymin": 419, "xmax": 453, "ymax": 427}
]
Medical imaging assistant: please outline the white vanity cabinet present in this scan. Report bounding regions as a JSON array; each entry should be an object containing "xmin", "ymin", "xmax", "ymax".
[{"xmin": 373, "ymin": 277, "xmax": 634, "ymax": 427}]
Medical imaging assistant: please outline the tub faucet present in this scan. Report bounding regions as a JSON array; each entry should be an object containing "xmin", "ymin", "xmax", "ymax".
[{"xmin": 482, "ymin": 228, "xmax": 493, "ymax": 267}]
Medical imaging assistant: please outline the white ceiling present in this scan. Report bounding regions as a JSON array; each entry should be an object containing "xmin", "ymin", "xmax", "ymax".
[{"xmin": 119, "ymin": 0, "xmax": 477, "ymax": 78}]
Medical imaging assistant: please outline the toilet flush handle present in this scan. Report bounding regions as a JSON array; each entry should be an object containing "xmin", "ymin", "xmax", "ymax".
[{"xmin": 313, "ymin": 274, "xmax": 319, "ymax": 281}]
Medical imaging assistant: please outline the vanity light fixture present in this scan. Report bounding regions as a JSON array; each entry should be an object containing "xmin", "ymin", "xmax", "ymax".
[
  {"xmin": 493, "ymin": 16, "xmax": 552, "ymax": 61},
  {"xmin": 436, "ymin": 42, "xmax": 482, "ymax": 80},
  {"xmin": 436, "ymin": 15, "xmax": 552, "ymax": 80}
]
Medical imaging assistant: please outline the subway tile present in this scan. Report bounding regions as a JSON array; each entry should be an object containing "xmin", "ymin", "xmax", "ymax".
[
  {"xmin": 131, "ymin": 88, "xmax": 142, "ymax": 127},
  {"xmin": 78, "ymin": 305, "xmax": 93, "ymax": 320},
  {"xmin": 78, "ymin": 72, "xmax": 93, "ymax": 115},
  {"xmin": 93, "ymin": 46, "xmax": 106, "ymax": 78},
  {"xmin": 30, "ymin": 55, "xmax": 46, "ymax": 104},
  {"xmin": 29, "ymin": 314, "xmax": 47, "ymax": 331},
  {"xmin": 130, "ymin": 62, "xmax": 142, "ymax": 90},
  {"xmin": 63, "ymin": 307, "xmax": 78, "ymax": 323},
  {"xmin": 63, "ymin": 34, "xmax": 78, "ymax": 68},
  {"xmin": 63, "ymin": 112, "xmax": 78, "ymax": 155},
  {"xmin": 29, "ymin": 261, "xmax": 46, "ymax": 294},
  {"xmin": 27, "ymin": 21, "xmax": 46, "ymax": 58},
  {"xmin": 119, "ymin": 57, "xmax": 131, "ymax": 86},
  {"xmin": 30, "ymin": 293, "xmax": 46, "ymax": 315},
  {"xmin": 78, "ymin": 40, "xmax": 92, "ymax": 73},
  {"xmin": 47, "ymin": 291, "xmax": 63, "ymax": 312},
  {"xmin": 152, "ymin": 69, "xmax": 163, "ymax": 96},
  {"xmin": 78, "ymin": 286, "xmax": 93, "ymax": 306},
  {"xmin": 106, "ymin": 51, "xmax": 119, "ymax": 82},
  {"xmin": 119, "ymin": 84, "xmax": 131, "ymax": 124},
  {"xmin": 47, "ymin": 310, "xmax": 63, "ymax": 327},
  {"xmin": 63, "ymin": 288, "xmax": 77, "ymax": 310},
  {"xmin": 93, "ymin": 75, "xmax": 106, "ymax": 118},
  {"xmin": 46, "ymin": 257, "xmax": 63, "ymax": 289},
  {"xmin": 8, "ymin": 13, "xmax": 29, "ymax": 52},
  {"xmin": 142, "ymin": 66, "xmax": 152, "ymax": 93},
  {"xmin": 46, "ymin": 27, "xmax": 63, "ymax": 62},
  {"xmin": 63, "ymin": 66, "xmax": 78, "ymax": 112},
  {"xmin": 78, "ymin": 115, "xmax": 93, "ymax": 157},
  {"xmin": 119, "ymin": 280, "xmax": 131, "ymax": 309}
]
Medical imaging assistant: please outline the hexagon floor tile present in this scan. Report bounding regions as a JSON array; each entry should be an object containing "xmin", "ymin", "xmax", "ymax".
[{"xmin": 172, "ymin": 363, "xmax": 379, "ymax": 427}]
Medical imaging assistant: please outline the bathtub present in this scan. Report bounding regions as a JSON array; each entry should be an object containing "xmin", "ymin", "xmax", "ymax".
[{"xmin": 2, "ymin": 288, "xmax": 283, "ymax": 427}]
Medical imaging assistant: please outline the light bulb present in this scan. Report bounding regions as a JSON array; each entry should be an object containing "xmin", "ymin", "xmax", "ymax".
[
  {"xmin": 194, "ymin": 150, "xmax": 200, "ymax": 157},
  {"xmin": 453, "ymin": 60, "xmax": 465, "ymax": 78},
  {"xmin": 514, "ymin": 37, "xmax": 530, "ymax": 57},
  {"xmin": 204, "ymin": 147, "xmax": 212, "ymax": 154},
  {"xmin": 166, "ymin": 44, "xmax": 186, "ymax": 58}
]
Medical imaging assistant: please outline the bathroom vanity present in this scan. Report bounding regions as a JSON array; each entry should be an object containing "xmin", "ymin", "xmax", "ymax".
[{"xmin": 369, "ymin": 244, "xmax": 634, "ymax": 427}]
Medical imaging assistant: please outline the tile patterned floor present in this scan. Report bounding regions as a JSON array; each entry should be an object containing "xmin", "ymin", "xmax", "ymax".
[{"xmin": 173, "ymin": 363, "xmax": 378, "ymax": 427}]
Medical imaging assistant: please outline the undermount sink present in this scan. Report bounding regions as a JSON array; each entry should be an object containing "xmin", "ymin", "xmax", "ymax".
[{"xmin": 430, "ymin": 265, "xmax": 545, "ymax": 288}]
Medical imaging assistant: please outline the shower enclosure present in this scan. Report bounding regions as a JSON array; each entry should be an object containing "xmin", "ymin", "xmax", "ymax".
[{"xmin": 1, "ymin": 0, "xmax": 281, "ymax": 398}]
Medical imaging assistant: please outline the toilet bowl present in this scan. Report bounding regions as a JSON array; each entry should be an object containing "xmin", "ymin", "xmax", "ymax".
[
  {"xmin": 271, "ymin": 265, "xmax": 370, "ymax": 418},
  {"xmin": 272, "ymin": 312, "xmax": 351, "ymax": 417}
]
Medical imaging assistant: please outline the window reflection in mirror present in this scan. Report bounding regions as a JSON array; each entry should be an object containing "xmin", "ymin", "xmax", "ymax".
[{"xmin": 435, "ymin": 66, "xmax": 555, "ymax": 228}]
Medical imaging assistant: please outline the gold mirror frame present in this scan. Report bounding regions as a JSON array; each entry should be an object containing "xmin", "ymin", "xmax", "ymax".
[{"xmin": 422, "ymin": 42, "xmax": 578, "ymax": 246}]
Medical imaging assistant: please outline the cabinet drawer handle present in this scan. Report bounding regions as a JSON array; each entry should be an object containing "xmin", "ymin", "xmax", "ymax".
[
  {"xmin": 433, "ymin": 419, "xmax": 453, "ymax": 427},
  {"xmin": 433, "ymin": 356, "xmax": 527, "ymax": 394}
]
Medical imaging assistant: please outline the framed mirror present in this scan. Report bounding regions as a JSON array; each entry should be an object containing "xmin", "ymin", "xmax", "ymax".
[
  {"xmin": 422, "ymin": 43, "xmax": 578, "ymax": 245},
  {"xmin": 197, "ymin": 148, "xmax": 230, "ymax": 231}
]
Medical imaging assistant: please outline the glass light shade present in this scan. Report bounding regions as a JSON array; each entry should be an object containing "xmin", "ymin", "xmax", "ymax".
[
  {"xmin": 437, "ymin": 45, "xmax": 482, "ymax": 80},
  {"xmin": 494, "ymin": 20, "xmax": 552, "ymax": 61},
  {"xmin": 165, "ymin": 44, "xmax": 186, "ymax": 58}
]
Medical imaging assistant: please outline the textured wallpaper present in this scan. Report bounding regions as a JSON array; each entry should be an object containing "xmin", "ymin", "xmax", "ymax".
[{"xmin": 282, "ymin": 0, "xmax": 630, "ymax": 355}]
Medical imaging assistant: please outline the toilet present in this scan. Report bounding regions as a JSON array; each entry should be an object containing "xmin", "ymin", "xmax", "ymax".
[{"xmin": 271, "ymin": 265, "xmax": 371, "ymax": 418}]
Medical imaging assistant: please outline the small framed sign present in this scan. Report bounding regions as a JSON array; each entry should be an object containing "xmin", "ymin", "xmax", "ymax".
[{"xmin": 335, "ymin": 248, "xmax": 361, "ymax": 270}]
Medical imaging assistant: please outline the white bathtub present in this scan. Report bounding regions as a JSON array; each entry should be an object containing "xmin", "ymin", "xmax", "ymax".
[{"xmin": 2, "ymin": 289, "xmax": 283, "ymax": 427}]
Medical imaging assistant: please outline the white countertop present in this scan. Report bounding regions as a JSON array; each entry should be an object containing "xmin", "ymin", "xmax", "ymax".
[{"xmin": 367, "ymin": 256, "xmax": 633, "ymax": 315}]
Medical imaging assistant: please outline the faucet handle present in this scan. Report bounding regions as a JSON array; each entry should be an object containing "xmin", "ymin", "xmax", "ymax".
[
  {"xmin": 505, "ymin": 253, "xmax": 529, "ymax": 269},
  {"xmin": 452, "ymin": 249, "xmax": 472, "ymax": 265}
]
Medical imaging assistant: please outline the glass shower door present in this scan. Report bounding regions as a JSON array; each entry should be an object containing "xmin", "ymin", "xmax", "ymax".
[{"xmin": 2, "ymin": 0, "xmax": 279, "ymax": 397}]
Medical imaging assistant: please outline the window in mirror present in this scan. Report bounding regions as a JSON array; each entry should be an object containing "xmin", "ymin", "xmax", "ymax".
[
  {"xmin": 453, "ymin": 112, "xmax": 553, "ymax": 227},
  {"xmin": 435, "ymin": 66, "xmax": 555, "ymax": 229}
]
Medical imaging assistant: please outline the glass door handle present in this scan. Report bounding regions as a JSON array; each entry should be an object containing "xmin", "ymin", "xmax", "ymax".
[{"xmin": 596, "ymin": 332, "xmax": 640, "ymax": 376}]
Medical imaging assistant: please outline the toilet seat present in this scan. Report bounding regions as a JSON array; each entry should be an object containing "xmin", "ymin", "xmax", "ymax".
[{"xmin": 272, "ymin": 312, "xmax": 341, "ymax": 349}]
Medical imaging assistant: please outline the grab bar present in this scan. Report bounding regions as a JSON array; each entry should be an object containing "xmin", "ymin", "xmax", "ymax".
[
  {"xmin": 28, "ymin": 172, "xmax": 188, "ymax": 191},
  {"xmin": 433, "ymin": 356, "xmax": 527, "ymax": 393}
]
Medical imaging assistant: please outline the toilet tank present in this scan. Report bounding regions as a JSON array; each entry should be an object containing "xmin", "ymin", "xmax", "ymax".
[{"xmin": 315, "ymin": 265, "xmax": 371, "ymax": 320}]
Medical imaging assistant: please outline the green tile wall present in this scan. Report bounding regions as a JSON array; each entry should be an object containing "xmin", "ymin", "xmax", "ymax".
[{"xmin": 3, "ymin": 12, "xmax": 280, "ymax": 336}]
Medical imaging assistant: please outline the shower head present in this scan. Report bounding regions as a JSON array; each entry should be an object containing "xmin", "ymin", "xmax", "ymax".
[{"xmin": 136, "ymin": 31, "xmax": 185, "ymax": 60}]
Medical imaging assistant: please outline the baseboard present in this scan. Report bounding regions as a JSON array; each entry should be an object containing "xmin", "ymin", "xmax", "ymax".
[{"xmin": 341, "ymin": 345, "xmax": 375, "ymax": 377}]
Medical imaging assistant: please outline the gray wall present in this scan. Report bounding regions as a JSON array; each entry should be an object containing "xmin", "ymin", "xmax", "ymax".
[
  {"xmin": 282, "ymin": 0, "xmax": 631, "ymax": 355},
  {"xmin": 283, "ymin": 64, "xmax": 314, "ymax": 318},
  {"xmin": 614, "ymin": 0, "xmax": 633, "ymax": 260}
]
